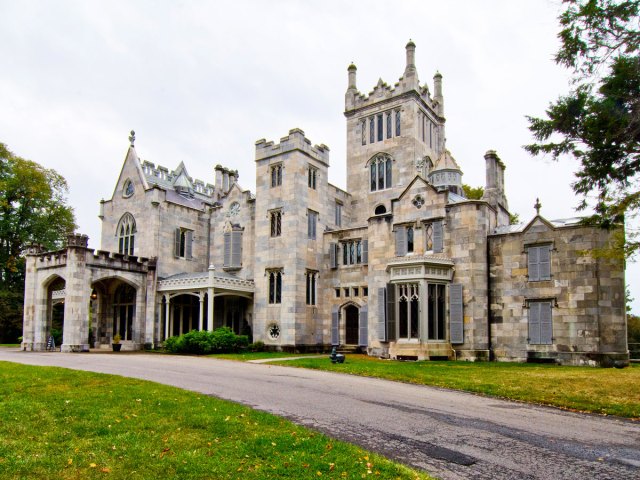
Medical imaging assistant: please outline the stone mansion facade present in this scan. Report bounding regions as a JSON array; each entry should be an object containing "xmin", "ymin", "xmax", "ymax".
[{"xmin": 22, "ymin": 42, "xmax": 629, "ymax": 366}]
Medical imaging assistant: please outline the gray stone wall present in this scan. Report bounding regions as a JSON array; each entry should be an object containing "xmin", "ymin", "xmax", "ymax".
[{"xmin": 489, "ymin": 219, "xmax": 627, "ymax": 365}]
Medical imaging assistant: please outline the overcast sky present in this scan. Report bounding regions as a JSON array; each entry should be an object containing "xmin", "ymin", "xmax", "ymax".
[{"xmin": 1, "ymin": 0, "xmax": 637, "ymax": 311}]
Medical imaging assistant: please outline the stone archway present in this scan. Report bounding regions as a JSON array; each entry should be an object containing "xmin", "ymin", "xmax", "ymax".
[{"xmin": 344, "ymin": 304, "xmax": 360, "ymax": 345}]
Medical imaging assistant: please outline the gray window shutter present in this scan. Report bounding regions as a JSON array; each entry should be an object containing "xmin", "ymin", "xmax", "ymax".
[
  {"xmin": 539, "ymin": 245, "xmax": 551, "ymax": 280},
  {"xmin": 331, "ymin": 306, "xmax": 339, "ymax": 346},
  {"xmin": 223, "ymin": 232, "xmax": 231, "ymax": 267},
  {"xmin": 377, "ymin": 287, "xmax": 387, "ymax": 341},
  {"xmin": 185, "ymin": 230, "xmax": 193, "ymax": 259},
  {"xmin": 540, "ymin": 302, "xmax": 553, "ymax": 344},
  {"xmin": 395, "ymin": 226, "xmax": 407, "ymax": 256},
  {"xmin": 362, "ymin": 239, "xmax": 368, "ymax": 264},
  {"xmin": 386, "ymin": 283, "xmax": 396, "ymax": 341},
  {"xmin": 329, "ymin": 243, "xmax": 338, "ymax": 269},
  {"xmin": 528, "ymin": 246, "xmax": 540, "ymax": 281},
  {"xmin": 231, "ymin": 230, "xmax": 242, "ymax": 267},
  {"xmin": 433, "ymin": 220, "xmax": 443, "ymax": 253},
  {"xmin": 528, "ymin": 302, "xmax": 541, "ymax": 344},
  {"xmin": 174, "ymin": 228, "xmax": 181, "ymax": 257},
  {"xmin": 359, "ymin": 304, "xmax": 368, "ymax": 347},
  {"xmin": 449, "ymin": 284, "xmax": 464, "ymax": 344}
]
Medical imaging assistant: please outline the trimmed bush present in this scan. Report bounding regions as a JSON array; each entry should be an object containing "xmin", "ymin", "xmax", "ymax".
[{"xmin": 163, "ymin": 327, "xmax": 248, "ymax": 355}]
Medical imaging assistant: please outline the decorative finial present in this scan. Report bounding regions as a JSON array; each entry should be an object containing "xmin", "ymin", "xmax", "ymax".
[
  {"xmin": 129, "ymin": 130, "xmax": 135, "ymax": 147},
  {"xmin": 534, "ymin": 197, "xmax": 542, "ymax": 215}
]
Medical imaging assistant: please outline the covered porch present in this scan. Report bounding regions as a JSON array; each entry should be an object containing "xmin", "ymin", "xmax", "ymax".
[{"xmin": 157, "ymin": 266, "xmax": 255, "ymax": 342}]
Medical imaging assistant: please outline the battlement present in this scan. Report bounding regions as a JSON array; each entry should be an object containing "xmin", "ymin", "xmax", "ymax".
[
  {"xmin": 345, "ymin": 41, "xmax": 443, "ymax": 118},
  {"xmin": 255, "ymin": 128, "xmax": 330, "ymax": 166},
  {"xmin": 141, "ymin": 160, "xmax": 215, "ymax": 196}
]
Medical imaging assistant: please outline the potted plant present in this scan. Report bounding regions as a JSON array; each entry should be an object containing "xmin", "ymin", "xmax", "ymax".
[{"xmin": 112, "ymin": 333, "xmax": 122, "ymax": 352}]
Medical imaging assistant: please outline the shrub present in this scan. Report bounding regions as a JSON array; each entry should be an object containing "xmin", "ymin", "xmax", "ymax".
[
  {"xmin": 249, "ymin": 340, "xmax": 265, "ymax": 352},
  {"xmin": 182, "ymin": 330, "xmax": 215, "ymax": 355},
  {"xmin": 163, "ymin": 335, "xmax": 184, "ymax": 353},
  {"xmin": 163, "ymin": 328, "xmax": 248, "ymax": 354}
]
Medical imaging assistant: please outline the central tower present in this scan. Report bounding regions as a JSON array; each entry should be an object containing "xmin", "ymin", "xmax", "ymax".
[{"xmin": 344, "ymin": 41, "xmax": 447, "ymax": 223}]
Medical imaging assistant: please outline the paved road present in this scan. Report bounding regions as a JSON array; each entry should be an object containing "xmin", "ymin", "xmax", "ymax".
[{"xmin": 1, "ymin": 349, "xmax": 639, "ymax": 479}]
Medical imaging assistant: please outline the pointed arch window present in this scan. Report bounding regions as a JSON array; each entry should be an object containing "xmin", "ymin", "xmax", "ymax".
[
  {"xmin": 117, "ymin": 213, "xmax": 136, "ymax": 255},
  {"xmin": 369, "ymin": 154, "xmax": 393, "ymax": 192}
]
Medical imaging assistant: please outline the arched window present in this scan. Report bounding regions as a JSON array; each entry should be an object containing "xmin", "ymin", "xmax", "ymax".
[
  {"xmin": 117, "ymin": 213, "xmax": 136, "ymax": 255},
  {"xmin": 374, "ymin": 205, "xmax": 387, "ymax": 215},
  {"xmin": 369, "ymin": 154, "xmax": 393, "ymax": 192}
]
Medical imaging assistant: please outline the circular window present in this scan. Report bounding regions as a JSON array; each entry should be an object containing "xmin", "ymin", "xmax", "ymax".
[
  {"xmin": 123, "ymin": 180, "xmax": 134, "ymax": 197},
  {"xmin": 268, "ymin": 323, "xmax": 280, "ymax": 340}
]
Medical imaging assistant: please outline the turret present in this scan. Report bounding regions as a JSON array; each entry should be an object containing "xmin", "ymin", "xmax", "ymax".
[
  {"xmin": 434, "ymin": 71, "xmax": 444, "ymax": 116},
  {"xmin": 347, "ymin": 63, "xmax": 357, "ymax": 90},
  {"xmin": 404, "ymin": 39, "xmax": 416, "ymax": 77}
]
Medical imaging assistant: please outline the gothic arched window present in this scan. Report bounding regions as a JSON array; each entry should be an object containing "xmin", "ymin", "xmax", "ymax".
[
  {"xmin": 369, "ymin": 154, "xmax": 393, "ymax": 192},
  {"xmin": 117, "ymin": 213, "xmax": 136, "ymax": 255}
]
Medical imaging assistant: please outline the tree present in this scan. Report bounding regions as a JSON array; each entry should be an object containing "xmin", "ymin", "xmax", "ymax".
[
  {"xmin": 462, "ymin": 184, "xmax": 484, "ymax": 200},
  {"xmin": 526, "ymin": 0, "xmax": 640, "ymax": 259},
  {"xmin": 0, "ymin": 143, "xmax": 76, "ymax": 342}
]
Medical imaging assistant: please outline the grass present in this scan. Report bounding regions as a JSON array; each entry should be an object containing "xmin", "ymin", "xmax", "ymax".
[
  {"xmin": 208, "ymin": 352, "xmax": 321, "ymax": 362},
  {"xmin": 272, "ymin": 355, "xmax": 640, "ymax": 419},
  {"xmin": 0, "ymin": 362, "xmax": 431, "ymax": 480},
  {"xmin": 0, "ymin": 344, "xmax": 19, "ymax": 348}
]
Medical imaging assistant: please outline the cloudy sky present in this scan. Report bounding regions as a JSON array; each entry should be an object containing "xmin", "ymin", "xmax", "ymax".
[{"xmin": 1, "ymin": 0, "xmax": 637, "ymax": 311}]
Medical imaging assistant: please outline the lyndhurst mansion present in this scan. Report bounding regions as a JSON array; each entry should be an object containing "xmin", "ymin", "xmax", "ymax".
[{"xmin": 22, "ymin": 41, "xmax": 629, "ymax": 366}]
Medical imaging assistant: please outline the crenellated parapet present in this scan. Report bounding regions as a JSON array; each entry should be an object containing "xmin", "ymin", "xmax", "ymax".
[
  {"xmin": 345, "ymin": 40, "xmax": 443, "ymax": 119},
  {"xmin": 255, "ymin": 128, "xmax": 330, "ymax": 166},
  {"xmin": 141, "ymin": 160, "xmax": 215, "ymax": 196}
]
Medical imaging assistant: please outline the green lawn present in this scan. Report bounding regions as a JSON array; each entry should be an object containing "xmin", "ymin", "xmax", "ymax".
[
  {"xmin": 0, "ymin": 344, "xmax": 19, "ymax": 348},
  {"xmin": 0, "ymin": 362, "xmax": 431, "ymax": 480},
  {"xmin": 272, "ymin": 355, "xmax": 640, "ymax": 419}
]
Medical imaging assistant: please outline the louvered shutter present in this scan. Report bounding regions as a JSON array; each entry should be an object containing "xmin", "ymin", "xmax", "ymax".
[
  {"xmin": 359, "ymin": 305, "xmax": 368, "ymax": 347},
  {"xmin": 528, "ymin": 246, "xmax": 540, "ymax": 281},
  {"xmin": 231, "ymin": 230, "xmax": 242, "ymax": 267},
  {"xmin": 185, "ymin": 230, "xmax": 193, "ymax": 259},
  {"xmin": 331, "ymin": 306, "xmax": 339, "ymax": 346},
  {"xmin": 449, "ymin": 284, "xmax": 464, "ymax": 344},
  {"xmin": 386, "ymin": 283, "xmax": 396, "ymax": 341},
  {"xmin": 362, "ymin": 240, "xmax": 368, "ymax": 264},
  {"xmin": 377, "ymin": 287, "xmax": 387, "ymax": 341},
  {"xmin": 540, "ymin": 302, "xmax": 553, "ymax": 344},
  {"xmin": 528, "ymin": 302, "xmax": 541, "ymax": 344},
  {"xmin": 174, "ymin": 228, "xmax": 181, "ymax": 257},
  {"xmin": 433, "ymin": 220, "xmax": 443, "ymax": 253},
  {"xmin": 539, "ymin": 245, "xmax": 551, "ymax": 280},
  {"xmin": 223, "ymin": 232, "xmax": 231, "ymax": 267},
  {"xmin": 329, "ymin": 243, "xmax": 338, "ymax": 269},
  {"xmin": 395, "ymin": 226, "xmax": 407, "ymax": 256}
]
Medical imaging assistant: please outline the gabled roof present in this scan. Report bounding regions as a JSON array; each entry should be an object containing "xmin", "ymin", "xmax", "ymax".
[{"xmin": 395, "ymin": 175, "xmax": 438, "ymax": 201}]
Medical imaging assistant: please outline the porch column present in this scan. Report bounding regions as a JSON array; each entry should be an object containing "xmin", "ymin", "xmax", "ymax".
[
  {"xmin": 199, "ymin": 292, "xmax": 204, "ymax": 331},
  {"xmin": 207, "ymin": 265, "xmax": 215, "ymax": 332},
  {"xmin": 164, "ymin": 295, "xmax": 170, "ymax": 340}
]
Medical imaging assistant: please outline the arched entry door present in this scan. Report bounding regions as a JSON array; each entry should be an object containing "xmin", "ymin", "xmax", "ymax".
[
  {"xmin": 345, "ymin": 304, "xmax": 359, "ymax": 345},
  {"xmin": 113, "ymin": 283, "xmax": 135, "ymax": 340}
]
